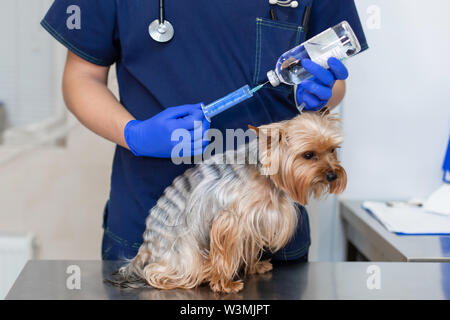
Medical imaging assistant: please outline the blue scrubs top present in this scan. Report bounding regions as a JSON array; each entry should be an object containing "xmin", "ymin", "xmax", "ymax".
[{"xmin": 42, "ymin": 0, "xmax": 368, "ymax": 260}]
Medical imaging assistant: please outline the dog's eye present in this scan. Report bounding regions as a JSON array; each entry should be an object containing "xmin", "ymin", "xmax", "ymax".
[{"xmin": 303, "ymin": 152, "xmax": 315, "ymax": 160}]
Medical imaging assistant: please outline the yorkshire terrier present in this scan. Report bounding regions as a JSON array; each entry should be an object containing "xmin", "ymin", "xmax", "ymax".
[{"xmin": 113, "ymin": 110, "xmax": 347, "ymax": 293}]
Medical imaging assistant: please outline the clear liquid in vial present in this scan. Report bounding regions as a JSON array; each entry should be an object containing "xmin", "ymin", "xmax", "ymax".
[
  {"xmin": 276, "ymin": 44, "xmax": 313, "ymax": 85},
  {"xmin": 268, "ymin": 21, "xmax": 361, "ymax": 87}
]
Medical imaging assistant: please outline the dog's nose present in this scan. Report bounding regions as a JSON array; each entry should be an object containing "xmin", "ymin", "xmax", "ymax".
[{"xmin": 326, "ymin": 172, "xmax": 337, "ymax": 182}]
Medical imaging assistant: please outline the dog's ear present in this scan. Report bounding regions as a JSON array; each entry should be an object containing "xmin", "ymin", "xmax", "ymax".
[
  {"xmin": 256, "ymin": 124, "xmax": 286, "ymax": 176},
  {"xmin": 250, "ymin": 124, "xmax": 286, "ymax": 148},
  {"xmin": 248, "ymin": 125, "xmax": 260, "ymax": 136}
]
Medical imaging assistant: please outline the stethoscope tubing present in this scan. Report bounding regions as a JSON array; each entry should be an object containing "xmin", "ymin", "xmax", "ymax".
[{"xmin": 159, "ymin": 0, "xmax": 165, "ymax": 24}]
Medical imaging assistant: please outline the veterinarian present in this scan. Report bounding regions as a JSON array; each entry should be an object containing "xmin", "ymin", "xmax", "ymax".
[{"xmin": 41, "ymin": 0, "xmax": 368, "ymax": 261}]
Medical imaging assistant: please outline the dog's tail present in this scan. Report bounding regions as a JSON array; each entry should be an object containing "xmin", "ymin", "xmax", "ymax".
[{"xmin": 104, "ymin": 253, "xmax": 150, "ymax": 289}]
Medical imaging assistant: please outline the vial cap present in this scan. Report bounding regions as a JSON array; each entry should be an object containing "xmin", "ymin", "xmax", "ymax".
[{"xmin": 267, "ymin": 70, "xmax": 281, "ymax": 87}]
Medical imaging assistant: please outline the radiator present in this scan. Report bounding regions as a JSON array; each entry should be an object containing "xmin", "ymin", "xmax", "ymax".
[{"xmin": 0, "ymin": 234, "xmax": 34, "ymax": 299}]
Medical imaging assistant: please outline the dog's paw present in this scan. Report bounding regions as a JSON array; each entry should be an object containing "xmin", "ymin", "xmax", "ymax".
[
  {"xmin": 255, "ymin": 260, "xmax": 273, "ymax": 274},
  {"xmin": 210, "ymin": 280, "xmax": 244, "ymax": 293}
]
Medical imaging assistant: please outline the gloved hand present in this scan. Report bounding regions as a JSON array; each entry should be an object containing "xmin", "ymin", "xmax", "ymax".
[
  {"xmin": 296, "ymin": 57, "xmax": 349, "ymax": 111},
  {"xmin": 124, "ymin": 103, "xmax": 210, "ymax": 158}
]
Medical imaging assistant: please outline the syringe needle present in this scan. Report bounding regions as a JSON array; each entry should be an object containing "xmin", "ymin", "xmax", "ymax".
[{"xmin": 251, "ymin": 81, "xmax": 269, "ymax": 93}]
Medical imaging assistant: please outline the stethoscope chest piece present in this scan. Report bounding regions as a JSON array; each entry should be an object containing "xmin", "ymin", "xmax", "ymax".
[{"xmin": 149, "ymin": 19, "xmax": 174, "ymax": 43}]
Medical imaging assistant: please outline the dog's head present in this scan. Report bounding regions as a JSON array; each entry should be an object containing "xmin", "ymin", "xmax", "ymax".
[{"xmin": 251, "ymin": 110, "xmax": 347, "ymax": 205}]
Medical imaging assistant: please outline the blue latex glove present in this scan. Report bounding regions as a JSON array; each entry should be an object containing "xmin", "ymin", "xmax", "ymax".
[
  {"xmin": 296, "ymin": 57, "xmax": 349, "ymax": 111},
  {"xmin": 124, "ymin": 103, "xmax": 210, "ymax": 158}
]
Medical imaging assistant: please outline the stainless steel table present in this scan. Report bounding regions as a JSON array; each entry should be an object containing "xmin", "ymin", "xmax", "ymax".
[
  {"xmin": 340, "ymin": 200, "xmax": 450, "ymax": 262},
  {"xmin": 6, "ymin": 260, "xmax": 450, "ymax": 300}
]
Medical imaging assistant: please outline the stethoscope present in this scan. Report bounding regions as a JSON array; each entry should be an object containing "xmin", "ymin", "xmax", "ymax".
[
  {"xmin": 148, "ymin": 0, "xmax": 175, "ymax": 43},
  {"xmin": 149, "ymin": 0, "xmax": 301, "ymax": 43}
]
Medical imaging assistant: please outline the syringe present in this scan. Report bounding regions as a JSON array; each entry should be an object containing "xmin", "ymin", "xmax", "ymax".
[{"xmin": 201, "ymin": 82, "xmax": 268, "ymax": 122}]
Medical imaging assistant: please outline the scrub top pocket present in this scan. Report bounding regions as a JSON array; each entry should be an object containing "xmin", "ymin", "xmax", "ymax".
[{"xmin": 252, "ymin": 18, "xmax": 304, "ymax": 90}]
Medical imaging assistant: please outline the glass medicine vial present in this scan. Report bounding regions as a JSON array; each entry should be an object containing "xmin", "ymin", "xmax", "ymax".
[{"xmin": 267, "ymin": 21, "xmax": 362, "ymax": 87}]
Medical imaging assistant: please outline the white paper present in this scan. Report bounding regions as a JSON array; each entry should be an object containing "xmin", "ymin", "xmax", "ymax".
[
  {"xmin": 423, "ymin": 184, "xmax": 450, "ymax": 216},
  {"xmin": 362, "ymin": 201, "xmax": 450, "ymax": 235}
]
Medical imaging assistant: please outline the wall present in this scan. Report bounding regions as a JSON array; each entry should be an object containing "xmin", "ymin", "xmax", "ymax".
[
  {"xmin": 342, "ymin": 0, "xmax": 450, "ymax": 199},
  {"xmin": 310, "ymin": 0, "xmax": 450, "ymax": 261},
  {"xmin": 0, "ymin": 0, "xmax": 57, "ymax": 128},
  {"xmin": 0, "ymin": 0, "xmax": 117, "ymax": 260}
]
